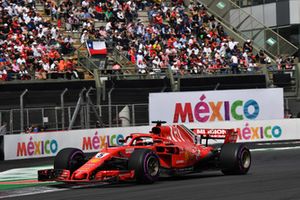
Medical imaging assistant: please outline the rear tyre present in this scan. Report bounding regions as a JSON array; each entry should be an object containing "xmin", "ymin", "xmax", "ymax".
[
  {"xmin": 220, "ymin": 143, "xmax": 251, "ymax": 175},
  {"xmin": 128, "ymin": 149, "xmax": 160, "ymax": 184},
  {"xmin": 54, "ymin": 148, "xmax": 85, "ymax": 173}
]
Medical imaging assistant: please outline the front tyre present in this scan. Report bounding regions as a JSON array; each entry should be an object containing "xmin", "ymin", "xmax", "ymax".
[
  {"xmin": 54, "ymin": 148, "xmax": 85, "ymax": 173},
  {"xmin": 128, "ymin": 149, "xmax": 160, "ymax": 184},
  {"xmin": 220, "ymin": 143, "xmax": 251, "ymax": 175}
]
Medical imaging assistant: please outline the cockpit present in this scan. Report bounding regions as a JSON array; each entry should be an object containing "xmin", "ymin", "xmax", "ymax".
[{"xmin": 131, "ymin": 136, "xmax": 154, "ymax": 146}]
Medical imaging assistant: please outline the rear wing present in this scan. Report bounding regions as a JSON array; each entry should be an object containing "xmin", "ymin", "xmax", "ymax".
[{"xmin": 192, "ymin": 129, "xmax": 237, "ymax": 146}]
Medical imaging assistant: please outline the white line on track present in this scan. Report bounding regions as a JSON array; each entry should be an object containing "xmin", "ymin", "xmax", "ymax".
[
  {"xmin": 256, "ymin": 141, "xmax": 300, "ymax": 145},
  {"xmin": 251, "ymin": 146, "xmax": 300, "ymax": 152},
  {"xmin": 0, "ymin": 183, "xmax": 112, "ymax": 199},
  {"xmin": 0, "ymin": 187, "xmax": 69, "ymax": 199}
]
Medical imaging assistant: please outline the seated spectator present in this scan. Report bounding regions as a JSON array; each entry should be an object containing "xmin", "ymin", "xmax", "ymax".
[
  {"xmin": 35, "ymin": 68, "xmax": 47, "ymax": 80},
  {"xmin": 105, "ymin": 8, "xmax": 113, "ymax": 22},
  {"xmin": 58, "ymin": 58, "xmax": 66, "ymax": 72},
  {"xmin": 243, "ymin": 39, "xmax": 253, "ymax": 53},
  {"xmin": 81, "ymin": 30, "xmax": 89, "ymax": 44},
  {"xmin": 61, "ymin": 35, "xmax": 75, "ymax": 55},
  {"xmin": 137, "ymin": 60, "xmax": 147, "ymax": 74},
  {"xmin": 95, "ymin": 3, "xmax": 105, "ymax": 21},
  {"xmin": 0, "ymin": 66, "xmax": 7, "ymax": 81},
  {"xmin": 18, "ymin": 66, "xmax": 31, "ymax": 80},
  {"xmin": 48, "ymin": 48, "xmax": 60, "ymax": 63},
  {"xmin": 257, "ymin": 50, "xmax": 268, "ymax": 64},
  {"xmin": 50, "ymin": 60, "xmax": 59, "ymax": 71},
  {"xmin": 65, "ymin": 58, "xmax": 79, "ymax": 79}
]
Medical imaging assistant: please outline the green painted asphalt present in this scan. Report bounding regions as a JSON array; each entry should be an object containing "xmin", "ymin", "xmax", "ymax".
[
  {"xmin": 0, "ymin": 165, "xmax": 58, "ymax": 191},
  {"xmin": 0, "ymin": 182, "xmax": 60, "ymax": 191}
]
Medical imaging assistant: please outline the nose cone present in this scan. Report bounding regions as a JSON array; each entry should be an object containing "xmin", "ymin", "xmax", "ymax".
[{"xmin": 73, "ymin": 171, "xmax": 88, "ymax": 180}]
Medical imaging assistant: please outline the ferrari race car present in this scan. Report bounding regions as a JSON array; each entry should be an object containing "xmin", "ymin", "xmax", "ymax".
[{"xmin": 38, "ymin": 121, "xmax": 251, "ymax": 184}]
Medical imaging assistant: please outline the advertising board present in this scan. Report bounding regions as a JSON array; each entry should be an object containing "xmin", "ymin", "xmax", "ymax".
[
  {"xmin": 149, "ymin": 88, "xmax": 284, "ymax": 124},
  {"xmin": 3, "ymin": 126, "xmax": 149, "ymax": 160}
]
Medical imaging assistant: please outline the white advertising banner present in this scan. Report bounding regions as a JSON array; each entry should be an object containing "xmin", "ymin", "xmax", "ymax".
[
  {"xmin": 149, "ymin": 88, "xmax": 284, "ymax": 124},
  {"xmin": 3, "ymin": 118, "xmax": 299, "ymax": 160},
  {"xmin": 3, "ymin": 126, "xmax": 150, "ymax": 160},
  {"xmin": 186, "ymin": 119, "xmax": 299, "ymax": 143}
]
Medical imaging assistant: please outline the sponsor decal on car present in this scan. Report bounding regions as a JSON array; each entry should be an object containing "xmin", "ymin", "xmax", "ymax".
[
  {"xmin": 176, "ymin": 160, "xmax": 184, "ymax": 164},
  {"xmin": 95, "ymin": 152, "xmax": 109, "ymax": 158}
]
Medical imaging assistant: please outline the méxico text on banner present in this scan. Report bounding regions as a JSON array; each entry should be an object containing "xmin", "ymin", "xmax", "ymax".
[{"xmin": 149, "ymin": 88, "xmax": 284, "ymax": 124}]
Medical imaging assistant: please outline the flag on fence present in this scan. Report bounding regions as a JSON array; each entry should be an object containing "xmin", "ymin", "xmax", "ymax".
[{"xmin": 86, "ymin": 40, "xmax": 107, "ymax": 56}]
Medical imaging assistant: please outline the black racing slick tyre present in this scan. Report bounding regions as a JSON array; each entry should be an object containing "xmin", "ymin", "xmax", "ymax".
[
  {"xmin": 54, "ymin": 148, "xmax": 85, "ymax": 173},
  {"xmin": 220, "ymin": 143, "xmax": 251, "ymax": 175},
  {"xmin": 128, "ymin": 149, "xmax": 160, "ymax": 184}
]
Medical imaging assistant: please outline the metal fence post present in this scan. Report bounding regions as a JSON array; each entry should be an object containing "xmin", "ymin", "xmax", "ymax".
[
  {"xmin": 20, "ymin": 89, "xmax": 28, "ymax": 133},
  {"xmin": 116, "ymin": 105, "xmax": 119, "ymax": 127},
  {"xmin": 55, "ymin": 107, "xmax": 58, "ymax": 131},
  {"xmin": 61, "ymin": 88, "xmax": 68, "ymax": 130},
  {"xmin": 42, "ymin": 108, "xmax": 45, "ymax": 128},
  {"xmin": 85, "ymin": 87, "xmax": 94, "ymax": 129},
  {"xmin": 132, "ymin": 104, "xmax": 135, "ymax": 126},
  {"xmin": 108, "ymin": 87, "xmax": 114, "ymax": 127},
  {"xmin": 297, "ymin": 63, "xmax": 300, "ymax": 100},
  {"xmin": 93, "ymin": 69, "xmax": 102, "ymax": 105},
  {"xmin": 26, "ymin": 109, "xmax": 29, "ymax": 130},
  {"xmin": 68, "ymin": 88, "xmax": 86, "ymax": 130}
]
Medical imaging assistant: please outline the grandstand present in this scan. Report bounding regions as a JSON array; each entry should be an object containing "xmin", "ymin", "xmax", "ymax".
[{"xmin": 0, "ymin": 0, "xmax": 299, "ymax": 134}]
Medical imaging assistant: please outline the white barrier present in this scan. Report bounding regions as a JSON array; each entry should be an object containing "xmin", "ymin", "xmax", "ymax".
[
  {"xmin": 186, "ymin": 119, "xmax": 299, "ymax": 142},
  {"xmin": 3, "ymin": 126, "xmax": 149, "ymax": 161},
  {"xmin": 3, "ymin": 119, "xmax": 300, "ymax": 160},
  {"xmin": 149, "ymin": 88, "xmax": 284, "ymax": 124}
]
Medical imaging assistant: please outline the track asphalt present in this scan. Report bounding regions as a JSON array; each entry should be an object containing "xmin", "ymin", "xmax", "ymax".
[{"xmin": 0, "ymin": 144, "xmax": 300, "ymax": 200}]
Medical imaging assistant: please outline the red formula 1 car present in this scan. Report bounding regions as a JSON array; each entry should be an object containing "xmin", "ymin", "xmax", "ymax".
[{"xmin": 38, "ymin": 121, "xmax": 251, "ymax": 184}]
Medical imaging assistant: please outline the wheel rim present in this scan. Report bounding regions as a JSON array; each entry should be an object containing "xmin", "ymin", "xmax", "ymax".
[
  {"xmin": 241, "ymin": 150, "xmax": 251, "ymax": 169},
  {"xmin": 147, "ymin": 156, "xmax": 159, "ymax": 176},
  {"xmin": 69, "ymin": 151, "xmax": 84, "ymax": 171}
]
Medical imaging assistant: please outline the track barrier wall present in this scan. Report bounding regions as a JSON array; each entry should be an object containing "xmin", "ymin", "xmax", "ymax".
[{"xmin": 1, "ymin": 118, "xmax": 300, "ymax": 160}]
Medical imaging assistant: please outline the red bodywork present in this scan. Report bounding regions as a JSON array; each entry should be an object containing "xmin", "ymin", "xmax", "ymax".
[{"xmin": 38, "ymin": 124, "xmax": 237, "ymax": 183}]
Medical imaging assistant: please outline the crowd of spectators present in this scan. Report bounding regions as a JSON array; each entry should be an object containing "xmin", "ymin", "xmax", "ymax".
[
  {"xmin": 0, "ymin": 0, "xmax": 80, "ymax": 81},
  {"xmin": 74, "ymin": 0, "xmax": 296, "ymax": 75},
  {"xmin": 0, "ymin": 0, "xmax": 296, "ymax": 81},
  {"xmin": 60, "ymin": 0, "xmax": 292, "ymax": 76}
]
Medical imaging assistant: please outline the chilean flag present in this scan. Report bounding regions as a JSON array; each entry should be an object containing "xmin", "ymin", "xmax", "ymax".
[{"xmin": 86, "ymin": 40, "xmax": 107, "ymax": 56}]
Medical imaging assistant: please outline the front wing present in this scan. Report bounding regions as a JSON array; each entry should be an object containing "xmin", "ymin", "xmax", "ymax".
[
  {"xmin": 38, "ymin": 169, "xmax": 135, "ymax": 183},
  {"xmin": 38, "ymin": 169, "xmax": 70, "ymax": 181}
]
